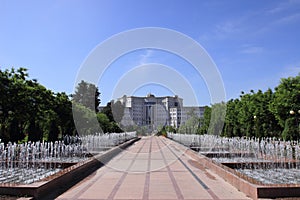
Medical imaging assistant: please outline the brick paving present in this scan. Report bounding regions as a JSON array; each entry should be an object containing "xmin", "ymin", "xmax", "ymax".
[{"xmin": 57, "ymin": 136, "xmax": 251, "ymax": 200}]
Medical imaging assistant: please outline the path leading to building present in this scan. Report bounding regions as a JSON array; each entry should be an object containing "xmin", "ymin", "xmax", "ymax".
[{"xmin": 57, "ymin": 136, "xmax": 250, "ymax": 200}]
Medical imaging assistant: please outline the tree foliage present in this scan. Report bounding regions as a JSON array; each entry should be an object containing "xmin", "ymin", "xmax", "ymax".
[
  {"xmin": 208, "ymin": 102, "xmax": 226, "ymax": 135},
  {"xmin": 2, "ymin": 67, "xmax": 299, "ymax": 141},
  {"xmin": 205, "ymin": 74, "xmax": 300, "ymax": 140},
  {"xmin": 72, "ymin": 80, "xmax": 101, "ymax": 112},
  {"xmin": 0, "ymin": 68, "xmax": 76, "ymax": 143},
  {"xmin": 71, "ymin": 81, "xmax": 124, "ymax": 134},
  {"xmin": 99, "ymin": 101, "xmax": 124, "ymax": 133},
  {"xmin": 72, "ymin": 102, "xmax": 100, "ymax": 135},
  {"xmin": 198, "ymin": 106, "xmax": 211, "ymax": 135},
  {"xmin": 178, "ymin": 108, "xmax": 201, "ymax": 134}
]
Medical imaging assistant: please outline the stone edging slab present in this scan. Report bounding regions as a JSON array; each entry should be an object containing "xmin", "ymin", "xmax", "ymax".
[
  {"xmin": 0, "ymin": 137, "xmax": 140, "ymax": 199},
  {"xmin": 173, "ymin": 138, "xmax": 300, "ymax": 199}
]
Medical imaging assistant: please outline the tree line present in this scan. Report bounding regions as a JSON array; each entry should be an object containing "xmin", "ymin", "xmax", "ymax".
[
  {"xmin": 3, "ymin": 67, "xmax": 298, "ymax": 142},
  {"xmin": 200, "ymin": 74, "xmax": 300, "ymax": 140},
  {"xmin": 0, "ymin": 67, "xmax": 124, "ymax": 143}
]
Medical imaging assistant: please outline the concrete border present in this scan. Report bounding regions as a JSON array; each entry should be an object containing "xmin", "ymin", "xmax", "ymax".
[
  {"xmin": 183, "ymin": 141, "xmax": 300, "ymax": 199},
  {"xmin": 0, "ymin": 137, "xmax": 140, "ymax": 199}
]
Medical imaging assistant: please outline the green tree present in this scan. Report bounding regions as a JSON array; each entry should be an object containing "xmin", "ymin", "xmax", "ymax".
[
  {"xmin": 224, "ymin": 99, "xmax": 241, "ymax": 137},
  {"xmin": 97, "ymin": 113, "xmax": 111, "ymax": 133},
  {"xmin": 53, "ymin": 92, "xmax": 76, "ymax": 137},
  {"xmin": 0, "ymin": 67, "xmax": 83, "ymax": 142},
  {"xmin": 282, "ymin": 118, "xmax": 298, "ymax": 140},
  {"xmin": 0, "ymin": 68, "xmax": 54, "ymax": 142},
  {"xmin": 73, "ymin": 102, "xmax": 100, "ymax": 135},
  {"xmin": 198, "ymin": 106, "xmax": 211, "ymax": 135},
  {"xmin": 236, "ymin": 91, "xmax": 256, "ymax": 137},
  {"xmin": 111, "ymin": 100, "xmax": 125, "ymax": 124},
  {"xmin": 179, "ymin": 108, "xmax": 201, "ymax": 134},
  {"xmin": 101, "ymin": 102, "xmax": 114, "ymax": 122},
  {"xmin": 48, "ymin": 120, "xmax": 60, "ymax": 142},
  {"xmin": 72, "ymin": 80, "xmax": 101, "ymax": 112},
  {"xmin": 208, "ymin": 102, "xmax": 226, "ymax": 135},
  {"xmin": 270, "ymin": 75, "xmax": 300, "ymax": 140}
]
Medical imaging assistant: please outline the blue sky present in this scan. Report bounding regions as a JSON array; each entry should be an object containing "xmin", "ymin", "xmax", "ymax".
[{"xmin": 1, "ymin": 0, "xmax": 300, "ymax": 106}]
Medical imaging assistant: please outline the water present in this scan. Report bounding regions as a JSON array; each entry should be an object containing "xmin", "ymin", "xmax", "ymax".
[
  {"xmin": 211, "ymin": 157, "xmax": 267, "ymax": 163},
  {"xmin": 0, "ymin": 132, "xmax": 136, "ymax": 184},
  {"xmin": 0, "ymin": 168, "xmax": 61, "ymax": 184},
  {"xmin": 168, "ymin": 132, "xmax": 300, "ymax": 185},
  {"xmin": 237, "ymin": 168, "xmax": 300, "ymax": 184},
  {"xmin": 82, "ymin": 132, "xmax": 136, "ymax": 152}
]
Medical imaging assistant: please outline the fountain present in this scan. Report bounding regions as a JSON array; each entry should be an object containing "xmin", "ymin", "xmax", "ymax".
[
  {"xmin": 0, "ymin": 140, "xmax": 88, "ymax": 184},
  {"xmin": 0, "ymin": 132, "xmax": 138, "ymax": 198},
  {"xmin": 168, "ymin": 132, "xmax": 300, "ymax": 199}
]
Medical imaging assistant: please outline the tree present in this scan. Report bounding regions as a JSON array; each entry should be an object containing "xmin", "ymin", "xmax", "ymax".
[
  {"xmin": 0, "ymin": 67, "xmax": 77, "ymax": 142},
  {"xmin": 179, "ymin": 108, "xmax": 201, "ymax": 134},
  {"xmin": 72, "ymin": 80, "xmax": 101, "ymax": 112},
  {"xmin": 237, "ymin": 92, "xmax": 256, "ymax": 137},
  {"xmin": 98, "ymin": 102, "xmax": 124, "ymax": 133},
  {"xmin": 101, "ymin": 102, "xmax": 114, "ymax": 122},
  {"xmin": 72, "ymin": 102, "xmax": 100, "ymax": 135},
  {"xmin": 48, "ymin": 120, "xmax": 60, "ymax": 142},
  {"xmin": 270, "ymin": 74, "xmax": 300, "ymax": 140},
  {"xmin": 25, "ymin": 79, "xmax": 54, "ymax": 141},
  {"xmin": 52, "ymin": 92, "xmax": 76, "ymax": 137},
  {"xmin": 207, "ymin": 102, "xmax": 226, "ymax": 135},
  {"xmin": 198, "ymin": 106, "xmax": 211, "ymax": 135},
  {"xmin": 224, "ymin": 99, "xmax": 241, "ymax": 137},
  {"xmin": 97, "ymin": 113, "xmax": 110, "ymax": 133},
  {"xmin": 0, "ymin": 68, "xmax": 52, "ymax": 142},
  {"xmin": 253, "ymin": 89, "xmax": 281, "ymax": 138},
  {"xmin": 111, "ymin": 100, "xmax": 125, "ymax": 124},
  {"xmin": 0, "ymin": 68, "xmax": 28, "ymax": 142},
  {"xmin": 109, "ymin": 122, "xmax": 123, "ymax": 133}
]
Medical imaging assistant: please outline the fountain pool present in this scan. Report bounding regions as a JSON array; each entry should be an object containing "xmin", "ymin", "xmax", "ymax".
[
  {"xmin": 168, "ymin": 132, "xmax": 300, "ymax": 198},
  {"xmin": 0, "ymin": 132, "xmax": 136, "ymax": 184}
]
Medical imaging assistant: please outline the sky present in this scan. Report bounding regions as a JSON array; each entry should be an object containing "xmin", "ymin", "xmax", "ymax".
[{"xmin": 1, "ymin": 0, "xmax": 300, "ymax": 106}]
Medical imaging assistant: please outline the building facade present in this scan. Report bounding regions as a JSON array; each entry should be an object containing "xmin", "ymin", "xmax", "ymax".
[
  {"xmin": 170, "ymin": 106, "xmax": 205, "ymax": 128},
  {"xmin": 117, "ymin": 94, "xmax": 205, "ymax": 131}
]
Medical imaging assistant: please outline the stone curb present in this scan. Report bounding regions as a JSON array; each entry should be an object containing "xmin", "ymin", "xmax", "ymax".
[
  {"xmin": 172, "ymin": 138, "xmax": 300, "ymax": 199},
  {"xmin": 0, "ymin": 137, "xmax": 140, "ymax": 199}
]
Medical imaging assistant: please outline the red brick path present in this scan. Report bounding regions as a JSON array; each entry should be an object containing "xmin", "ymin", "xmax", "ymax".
[{"xmin": 57, "ymin": 136, "xmax": 250, "ymax": 200}]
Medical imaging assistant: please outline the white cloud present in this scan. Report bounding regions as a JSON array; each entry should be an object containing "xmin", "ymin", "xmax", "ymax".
[
  {"xmin": 263, "ymin": 0, "xmax": 300, "ymax": 28},
  {"xmin": 240, "ymin": 46, "xmax": 264, "ymax": 54},
  {"xmin": 253, "ymin": 12, "xmax": 300, "ymax": 36},
  {"xmin": 214, "ymin": 20, "xmax": 244, "ymax": 39},
  {"xmin": 275, "ymin": 13, "xmax": 300, "ymax": 25},
  {"xmin": 216, "ymin": 21, "xmax": 238, "ymax": 34},
  {"xmin": 139, "ymin": 49, "xmax": 154, "ymax": 65},
  {"xmin": 213, "ymin": 1, "xmax": 300, "ymax": 39},
  {"xmin": 267, "ymin": 0, "xmax": 300, "ymax": 14},
  {"xmin": 280, "ymin": 63, "xmax": 300, "ymax": 78}
]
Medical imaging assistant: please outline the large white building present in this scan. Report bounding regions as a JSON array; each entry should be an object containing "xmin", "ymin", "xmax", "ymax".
[
  {"xmin": 169, "ymin": 106, "xmax": 205, "ymax": 128},
  {"xmin": 117, "ymin": 94, "xmax": 205, "ymax": 131}
]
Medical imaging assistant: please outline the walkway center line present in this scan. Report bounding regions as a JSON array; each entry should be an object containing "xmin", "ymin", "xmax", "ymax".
[
  {"xmin": 142, "ymin": 135, "xmax": 153, "ymax": 200},
  {"xmin": 155, "ymin": 137, "xmax": 184, "ymax": 200},
  {"xmin": 107, "ymin": 138, "xmax": 147, "ymax": 200},
  {"xmin": 159, "ymin": 137, "xmax": 220, "ymax": 200}
]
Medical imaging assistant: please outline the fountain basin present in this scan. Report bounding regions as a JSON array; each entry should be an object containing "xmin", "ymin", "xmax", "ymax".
[
  {"xmin": 185, "ymin": 148, "xmax": 300, "ymax": 199},
  {"xmin": 0, "ymin": 137, "xmax": 140, "ymax": 199},
  {"xmin": 223, "ymin": 161, "xmax": 300, "ymax": 169},
  {"xmin": 202, "ymin": 152, "xmax": 255, "ymax": 158}
]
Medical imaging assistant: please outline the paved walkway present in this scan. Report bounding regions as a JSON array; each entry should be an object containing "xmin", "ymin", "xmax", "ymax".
[{"xmin": 57, "ymin": 136, "xmax": 250, "ymax": 200}]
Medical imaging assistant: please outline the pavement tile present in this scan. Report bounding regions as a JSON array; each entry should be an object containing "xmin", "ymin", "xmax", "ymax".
[
  {"xmin": 172, "ymin": 171, "xmax": 213, "ymax": 199},
  {"xmin": 149, "ymin": 172, "xmax": 178, "ymax": 199},
  {"xmin": 57, "ymin": 136, "xmax": 251, "ymax": 200},
  {"xmin": 78, "ymin": 171, "xmax": 122, "ymax": 199},
  {"xmin": 114, "ymin": 174, "xmax": 146, "ymax": 199}
]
